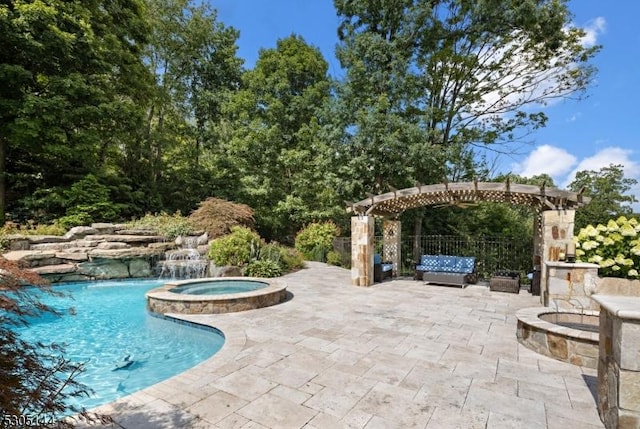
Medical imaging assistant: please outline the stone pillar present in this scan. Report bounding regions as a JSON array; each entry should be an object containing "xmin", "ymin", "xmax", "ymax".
[
  {"xmin": 351, "ymin": 216, "xmax": 374, "ymax": 287},
  {"xmin": 592, "ymin": 295, "xmax": 640, "ymax": 429},
  {"xmin": 540, "ymin": 209, "xmax": 575, "ymax": 306},
  {"xmin": 544, "ymin": 261, "xmax": 600, "ymax": 309},
  {"xmin": 382, "ymin": 220, "xmax": 401, "ymax": 277}
]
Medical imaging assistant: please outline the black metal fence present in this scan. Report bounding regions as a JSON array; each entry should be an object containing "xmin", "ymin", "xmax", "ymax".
[{"xmin": 333, "ymin": 235, "xmax": 533, "ymax": 281}]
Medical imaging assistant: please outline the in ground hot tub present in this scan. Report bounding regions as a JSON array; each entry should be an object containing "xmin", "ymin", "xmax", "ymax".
[
  {"xmin": 169, "ymin": 279, "xmax": 268, "ymax": 295},
  {"xmin": 146, "ymin": 277, "xmax": 287, "ymax": 314}
]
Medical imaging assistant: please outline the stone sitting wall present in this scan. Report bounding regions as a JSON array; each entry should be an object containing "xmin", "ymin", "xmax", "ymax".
[{"xmin": 1, "ymin": 223, "xmax": 205, "ymax": 282}]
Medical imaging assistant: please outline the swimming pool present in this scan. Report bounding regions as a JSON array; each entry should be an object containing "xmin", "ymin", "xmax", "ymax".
[{"xmin": 15, "ymin": 279, "xmax": 224, "ymax": 410}]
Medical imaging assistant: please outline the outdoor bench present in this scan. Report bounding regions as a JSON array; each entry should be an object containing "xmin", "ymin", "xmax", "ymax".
[
  {"xmin": 414, "ymin": 254, "xmax": 478, "ymax": 287},
  {"xmin": 374, "ymin": 253, "xmax": 393, "ymax": 282}
]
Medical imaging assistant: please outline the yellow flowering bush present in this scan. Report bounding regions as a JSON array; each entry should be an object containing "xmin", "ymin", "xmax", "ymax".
[{"xmin": 575, "ymin": 216, "xmax": 640, "ymax": 279}]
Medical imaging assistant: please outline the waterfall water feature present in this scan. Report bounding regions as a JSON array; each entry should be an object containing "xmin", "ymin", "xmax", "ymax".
[{"xmin": 158, "ymin": 236, "xmax": 208, "ymax": 279}]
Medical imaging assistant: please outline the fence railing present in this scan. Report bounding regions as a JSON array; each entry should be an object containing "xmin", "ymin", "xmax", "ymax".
[{"xmin": 333, "ymin": 235, "xmax": 533, "ymax": 281}]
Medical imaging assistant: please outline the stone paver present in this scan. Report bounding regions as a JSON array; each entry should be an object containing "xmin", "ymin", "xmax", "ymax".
[{"xmin": 74, "ymin": 262, "xmax": 604, "ymax": 428}]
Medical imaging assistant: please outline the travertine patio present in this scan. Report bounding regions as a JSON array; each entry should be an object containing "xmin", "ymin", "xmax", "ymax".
[{"xmin": 83, "ymin": 262, "xmax": 604, "ymax": 429}]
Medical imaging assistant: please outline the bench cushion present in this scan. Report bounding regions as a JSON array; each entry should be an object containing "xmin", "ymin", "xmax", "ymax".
[{"xmin": 416, "ymin": 255, "xmax": 475, "ymax": 274}]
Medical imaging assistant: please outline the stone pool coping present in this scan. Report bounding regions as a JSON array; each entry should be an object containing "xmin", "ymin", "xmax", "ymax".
[
  {"xmin": 516, "ymin": 307, "xmax": 599, "ymax": 368},
  {"xmin": 146, "ymin": 277, "xmax": 288, "ymax": 314}
]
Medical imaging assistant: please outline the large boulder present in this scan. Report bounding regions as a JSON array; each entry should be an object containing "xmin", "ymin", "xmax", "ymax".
[
  {"xmin": 115, "ymin": 228, "xmax": 159, "ymax": 236},
  {"xmin": 97, "ymin": 242, "xmax": 130, "ymax": 250},
  {"xmin": 63, "ymin": 226, "xmax": 98, "ymax": 240},
  {"xmin": 26, "ymin": 235, "xmax": 69, "ymax": 244},
  {"xmin": 30, "ymin": 242, "xmax": 76, "ymax": 251},
  {"xmin": 128, "ymin": 259, "xmax": 152, "ymax": 278},
  {"xmin": 3, "ymin": 234, "xmax": 30, "ymax": 251},
  {"xmin": 91, "ymin": 223, "xmax": 127, "ymax": 234},
  {"xmin": 3, "ymin": 250, "xmax": 58, "ymax": 267},
  {"xmin": 30, "ymin": 264, "xmax": 77, "ymax": 275},
  {"xmin": 90, "ymin": 234, "xmax": 165, "ymax": 245},
  {"xmin": 77, "ymin": 259, "xmax": 129, "ymax": 279},
  {"xmin": 89, "ymin": 247, "xmax": 164, "ymax": 259}
]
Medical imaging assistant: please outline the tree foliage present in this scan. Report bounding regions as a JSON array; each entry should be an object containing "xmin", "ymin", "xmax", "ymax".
[
  {"xmin": 332, "ymin": 0, "xmax": 599, "ymax": 199},
  {"xmin": 221, "ymin": 35, "xmax": 340, "ymax": 241},
  {"xmin": 0, "ymin": 0, "xmax": 151, "ymax": 224},
  {"xmin": 569, "ymin": 164, "xmax": 638, "ymax": 230},
  {"xmin": 134, "ymin": 0, "xmax": 243, "ymax": 214}
]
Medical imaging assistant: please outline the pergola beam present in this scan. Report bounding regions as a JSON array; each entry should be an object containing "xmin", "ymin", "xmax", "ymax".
[{"xmin": 346, "ymin": 181, "xmax": 590, "ymax": 216}]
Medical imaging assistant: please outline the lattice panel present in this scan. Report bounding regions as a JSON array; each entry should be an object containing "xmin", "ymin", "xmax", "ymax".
[{"xmin": 383, "ymin": 220, "xmax": 401, "ymax": 275}]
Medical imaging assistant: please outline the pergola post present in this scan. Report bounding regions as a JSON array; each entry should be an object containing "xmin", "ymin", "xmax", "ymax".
[
  {"xmin": 351, "ymin": 215, "xmax": 374, "ymax": 286},
  {"xmin": 539, "ymin": 209, "xmax": 575, "ymax": 305},
  {"xmin": 382, "ymin": 219, "xmax": 401, "ymax": 277}
]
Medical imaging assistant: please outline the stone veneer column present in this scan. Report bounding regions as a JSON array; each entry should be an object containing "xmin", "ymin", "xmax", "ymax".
[
  {"xmin": 592, "ymin": 295, "xmax": 640, "ymax": 429},
  {"xmin": 540, "ymin": 209, "xmax": 575, "ymax": 306},
  {"xmin": 382, "ymin": 220, "xmax": 401, "ymax": 277},
  {"xmin": 544, "ymin": 261, "xmax": 600, "ymax": 310},
  {"xmin": 351, "ymin": 216, "xmax": 374, "ymax": 286}
]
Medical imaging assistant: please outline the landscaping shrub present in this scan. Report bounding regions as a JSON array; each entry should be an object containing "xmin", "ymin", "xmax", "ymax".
[
  {"xmin": 55, "ymin": 213, "xmax": 93, "ymax": 230},
  {"xmin": 257, "ymin": 243, "xmax": 305, "ymax": 273},
  {"xmin": 294, "ymin": 221, "xmax": 341, "ymax": 262},
  {"xmin": 259, "ymin": 243, "xmax": 283, "ymax": 266},
  {"xmin": 208, "ymin": 226, "xmax": 264, "ymax": 266},
  {"xmin": 127, "ymin": 212, "xmax": 196, "ymax": 240},
  {"xmin": 63, "ymin": 174, "xmax": 123, "ymax": 223},
  {"xmin": 326, "ymin": 250, "xmax": 343, "ymax": 266},
  {"xmin": 279, "ymin": 246, "xmax": 305, "ymax": 271},
  {"xmin": 245, "ymin": 259, "xmax": 282, "ymax": 278},
  {"xmin": 189, "ymin": 197, "xmax": 254, "ymax": 239},
  {"xmin": 575, "ymin": 216, "xmax": 640, "ymax": 279},
  {"xmin": 0, "ymin": 221, "xmax": 66, "ymax": 237}
]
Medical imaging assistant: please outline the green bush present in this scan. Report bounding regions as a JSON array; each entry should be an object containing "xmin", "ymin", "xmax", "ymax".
[
  {"xmin": 259, "ymin": 243, "xmax": 283, "ymax": 264},
  {"xmin": 279, "ymin": 246, "xmax": 305, "ymax": 271},
  {"xmin": 0, "ymin": 221, "xmax": 66, "ymax": 237},
  {"xmin": 55, "ymin": 213, "xmax": 93, "ymax": 230},
  {"xmin": 63, "ymin": 175, "xmax": 122, "ymax": 222},
  {"xmin": 128, "ymin": 212, "xmax": 196, "ymax": 240},
  {"xmin": 245, "ymin": 259, "xmax": 282, "ymax": 278},
  {"xmin": 575, "ymin": 216, "xmax": 640, "ymax": 279},
  {"xmin": 326, "ymin": 250, "xmax": 343, "ymax": 266},
  {"xmin": 208, "ymin": 226, "xmax": 264, "ymax": 266},
  {"xmin": 257, "ymin": 243, "xmax": 305, "ymax": 273},
  {"xmin": 294, "ymin": 222, "xmax": 341, "ymax": 262}
]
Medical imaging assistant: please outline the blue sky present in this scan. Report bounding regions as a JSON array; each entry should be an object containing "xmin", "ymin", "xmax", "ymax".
[{"xmin": 214, "ymin": 0, "xmax": 640, "ymax": 209}]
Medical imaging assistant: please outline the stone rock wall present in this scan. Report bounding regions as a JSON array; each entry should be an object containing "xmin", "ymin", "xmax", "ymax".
[{"xmin": 1, "ymin": 224, "xmax": 202, "ymax": 282}]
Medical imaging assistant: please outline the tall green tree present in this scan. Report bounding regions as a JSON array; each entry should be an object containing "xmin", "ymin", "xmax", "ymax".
[
  {"xmin": 0, "ymin": 0, "xmax": 151, "ymax": 224},
  {"xmin": 333, "ymin": 0, "xmax": 599, "ymax": 198},
  {"xmin": 222, "ymin": 36, "xmax": 337, "ymax": 240},
  {"xmin": 569, "ymin": 164, "xmax": 638, "ymax": 229},
  {"xmin": 129, "ymin": 0, "xmax": 243, "ymax": 213}
]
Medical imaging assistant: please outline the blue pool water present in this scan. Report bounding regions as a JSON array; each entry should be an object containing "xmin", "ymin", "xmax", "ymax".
[
  {"xmin": 170, "ymin": 279, "xmax": 268, "ymax": 295},
  {"xmin": 15, "ymin": 279, "xmax": 224, "ymax": 410}
]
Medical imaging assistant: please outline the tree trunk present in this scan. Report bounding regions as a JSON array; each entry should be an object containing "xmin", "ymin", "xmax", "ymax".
[
  {"xmin": 413, "ymin": 209, "xmax": 424, "ymax": 264},
  {"xmin": 0, "ymin": 136, "xmax": 5, "ymax": 225}
]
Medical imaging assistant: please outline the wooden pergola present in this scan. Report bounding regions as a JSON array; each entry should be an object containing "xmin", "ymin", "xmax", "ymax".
[
  {"xmin": 347, "ymin": 180, "xmax": 590, "ymax": 217},
  {"xmin": 347, "ymin": 180, "xmax": 590, "ymax": 306}
]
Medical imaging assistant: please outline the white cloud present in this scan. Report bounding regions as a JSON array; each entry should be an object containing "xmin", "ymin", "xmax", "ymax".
[
  {"xmin": 513, "ymin": 145, "xmax": 640, "ymax": 212},
  {"xmin": 512, "ymin": 144, "xmax": 577, "ymax": 179},
  {"xmin": 581, "ymin": 17, "xmax": 606, "ymax": 47},
  {"xmin": 561, "ymin": 147, "xmax": 640, "ymax": 188}
]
